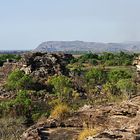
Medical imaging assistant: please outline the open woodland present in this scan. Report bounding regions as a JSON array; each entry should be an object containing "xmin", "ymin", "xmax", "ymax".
[{"xmin": 0, "ymin": 52, "xmax": 140, "ymax": 140}]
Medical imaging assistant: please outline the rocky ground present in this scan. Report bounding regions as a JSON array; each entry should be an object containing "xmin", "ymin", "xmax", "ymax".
[{"xmin": 21, "ymin": 95, "xmax": 140, "ymax": 140}]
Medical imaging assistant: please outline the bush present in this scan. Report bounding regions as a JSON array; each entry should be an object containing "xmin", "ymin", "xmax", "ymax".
[
  {"xmin": 78, "ymin": 128, "xmax": 97, "ymax": 140},
  {"xmin": 108, "ymin": 68, "xmax": 132, "ymax": 83},
  {"xmin": 6, "ymin": 69, "xmax": 34, "ymax": 90},
  {"xmin": 51, "ymin": 103, "xmax": 70, "ymax": 119},
  {"xmin": 12, "ymin": 90, "xmax": 31, "ymax": 116},
  {"xmin": 0, "ymin": 90, "xmax": 32, "ymax": 117},
  {"xmin": 48, "ymin": 75, "xmax": 73, "ymax": 100},
  {"xmin": 85, "ymin": 67, "xmax": 107, "ymax": 84},
  {"xmin": 117, "ymin": 79, "xmax": 136, "ymax": 97},
  {"xmin": 0, "ymin": 54, "xmax": 21, "ymax": 66}
]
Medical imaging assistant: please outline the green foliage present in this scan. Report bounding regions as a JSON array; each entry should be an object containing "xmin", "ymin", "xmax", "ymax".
[
  {"xmin": 108, "ymin": 68, "xmax": 132, "ymax": 83},
  {"xmin": 99, "ymin": 52, "xmax": 134, "ymax": 66},
  {"xmin": 88, "ymin": 59, "xmax": 98, "ymax": 65},
  {"xmin": 72, "ymin": 52, "xmax": 135, "ymax": 66},
  {"xmin": 0, "ymin": 90, "xmax": 31, "ymax": 117},
  {"xmin": 0, "ymin": 54, "xmax": 21, "ymax": 66},
  {"xmin": 85, "ymin": 67, "xmax": 107, "ymax": 84},
  {"xmin": 78, "ymin": 53, "xmax": 99, "ymax": 63},
  {"xmin": 102, "ymin": 82, "xmax": 120, "ymax": 95},
  {"xmin": 117, "ymin": 79, "xmax": 136, "ymax": 95},
  {"xmin": 69, "ymin": 63, "xmax": 84, "ymax": 76},
  {"xmin": 48, "ymin": 75, "xmax": 73, "ymax": 100},
  {"xmin": 14, "ymin": 90, "xmax": 31, "ymax": 108},
  {"xmin": 6, "ymin": 69, "xmax": 33, "ymax": 90}
]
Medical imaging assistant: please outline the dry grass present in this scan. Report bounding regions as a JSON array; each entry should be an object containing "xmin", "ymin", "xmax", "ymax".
[
  {"xmin": 78, "ymin": 128, "xmax": 97, "ymax": 140},
  {"xmin": 51, "ymin": 103, "xmax": 70, "ymax": 119},
  {"xmin": 0, "ymin": 117, "xmax": 25, "ymax": 140}
]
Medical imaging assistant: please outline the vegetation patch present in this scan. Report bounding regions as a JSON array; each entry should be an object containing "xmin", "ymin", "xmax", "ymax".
[
  {"xmin": 78, "ymin": 128, "xmax": 97, "ymax": 140},
  {"xmin": 51, "ymin": 103, "xmax": 70, "ymax": 119}
]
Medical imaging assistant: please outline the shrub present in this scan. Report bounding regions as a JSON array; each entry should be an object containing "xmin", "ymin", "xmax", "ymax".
[
  {"xmin": 117, "ymin": 79, "xmax": 136, "ymax": 97},
  {"xmin": 48, "ymin": 75, "xmax": 73, "ymax": 100},
  {"xmin": 6, "ymin": 69, "xmax": 34, "ymax": 90},
  {"xmin": 0, "ymin": 90, "xmax": 32, "ymax": 117},
  {"xmin": 78, "ymin": 128, "xmax": 97, "ymax": 140},
  {"xmin": 0, "ymin": 54, "xmax": 21, "ymax": 66},
  {"xmin": 51, "ymin": 103, "xmax": 70, "ymax": 119},
  {"xmin": 85, "ymin": 67, "xmax": 107, "ymax": 84},
  {"xmin": 11, "ymin": 90, "xmax": 31, "ymax": 116},
  {"xmin": 108, "ymin": 68, "xmax": 132, "ymax": 83}
]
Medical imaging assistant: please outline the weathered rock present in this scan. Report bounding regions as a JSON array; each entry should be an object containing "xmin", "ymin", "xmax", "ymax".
[
  {"xmin": 21, "ymin": 96, "xmax": 140, "ymax": 140},
  {"xmin": 21, "ymin": 126, "xmax": 41, "ymax": 140},
  {"xmin": 19, "ymin": 52, "xmax": 73, "ymax": 80},
  {"xmin": 0, "ymin": 87, "xmax": 16, "ymax": 100},
  {"xmin": 0, "ymin": 52, "xmax": 73, "ymax": 86}
]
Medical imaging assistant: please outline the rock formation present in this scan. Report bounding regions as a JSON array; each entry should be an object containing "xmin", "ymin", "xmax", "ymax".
[
  {"xmin": 19, "ymin": 52, "xmax": 73, "ymax": 79},
  {"xmin": 133, "ymin": 56, "xmax": 140, "ymax": 71},
  {"xmin": 21, "ymin": 96, "xmax": 140, "ymax": 140}
]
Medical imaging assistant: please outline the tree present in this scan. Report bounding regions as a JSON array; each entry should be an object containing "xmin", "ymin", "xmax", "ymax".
[
  {"xmin": 117, "ymin": 79, "xmax": 136, "ymax": 98},
  {"xmin": 14, "ymin": 90, "xmax": 31, "ymax": 113},
  {"xmin": 85, "ymin": 67, "xmax": 107, "ymax": 84},
  {"xmin": 108, "ymin": 69, "xmax": 132, "ymax": 83},
  {"xmin": 48, "ymin": 75, "xmax": 73, "ymax": 101},
  {"xmin": 6, "ymin": 69, "xmax": 33, "ymax": 90},
  {"xmin": 2, "ymin": 90, "xmax": 32, "ymax": 116}
]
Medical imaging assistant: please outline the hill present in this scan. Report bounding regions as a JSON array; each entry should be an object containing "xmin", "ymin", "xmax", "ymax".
[{"xmin": 35, "ymin": 41, "xmax": 140, "ymax": 53}]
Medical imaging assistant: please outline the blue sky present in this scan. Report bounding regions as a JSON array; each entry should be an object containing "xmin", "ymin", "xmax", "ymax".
[{"xmin": 0, "ymin": 0, "xmax": 140, "ymax": 50}]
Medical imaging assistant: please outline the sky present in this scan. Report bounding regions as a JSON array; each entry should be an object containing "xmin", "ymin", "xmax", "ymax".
[{"xmin": 0, "ymin": 0, "xmax": 140, "ymax": 50}]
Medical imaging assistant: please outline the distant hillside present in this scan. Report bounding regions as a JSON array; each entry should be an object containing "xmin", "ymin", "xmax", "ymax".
[{"xmin": 34, "ymin": 41, "xmax": 140, "ymax": 53}]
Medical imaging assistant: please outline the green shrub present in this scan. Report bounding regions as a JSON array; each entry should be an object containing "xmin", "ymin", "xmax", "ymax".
[
  {"xmin": 85, "ymin": 67, "xmax": 107, "ymax": 84},
  {"xmin": 48, "ymin": 75, "xmax": 73, "ymax": 100},
  {"xmin": 117, "ymin": 79, "xmax": 136, "ymax": 97},
  {"xmin": 6, "ymin": 69, "xmax": 33, "ymax": 90},
  {"xmin": 108, "ymin": 68, "xmax": 132, "ymax": 83}
]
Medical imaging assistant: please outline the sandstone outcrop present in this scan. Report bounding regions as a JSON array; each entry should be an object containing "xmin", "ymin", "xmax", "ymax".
[
  {"xmin": 0, "ymin": 52, "xmax": 73, "ymax": 82},
  {"xmin": 19, "ymin": 52, "xmax": 73, "ymax": 79},
  {"xmin": 21, "ymin": 96, "xmax": 140, "ymax": 140}
]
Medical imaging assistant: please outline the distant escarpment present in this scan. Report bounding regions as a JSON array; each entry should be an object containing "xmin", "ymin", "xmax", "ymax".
[{"xmin": 35, "ymin": 41, "xmax": 140, "ymax": 52}]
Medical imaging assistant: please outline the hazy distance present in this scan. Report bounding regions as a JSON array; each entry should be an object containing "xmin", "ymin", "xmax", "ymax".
[{"xmin": 0, "ymin": 0, "xmax": 140, "ymax": 50}]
